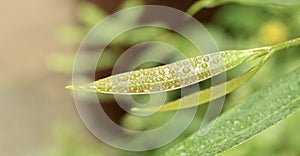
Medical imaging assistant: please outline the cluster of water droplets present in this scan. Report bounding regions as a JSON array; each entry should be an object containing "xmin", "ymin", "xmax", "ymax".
[{"xmin": 83, "ymin": 50, "xmax": 254, "ymax": 94}]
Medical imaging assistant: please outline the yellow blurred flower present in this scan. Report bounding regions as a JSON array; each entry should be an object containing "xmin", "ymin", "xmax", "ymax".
[{"xmin": 257, "ymin": 20, "xmax": 288, "ymax": 45}]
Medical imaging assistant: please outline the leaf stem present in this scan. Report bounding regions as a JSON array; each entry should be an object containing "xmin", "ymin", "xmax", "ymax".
[
  {"xmin": 187, "ymin": 0, "xmax": 217, "ymax": 16},
  {"xmin": 270, "ymin": 37, "xmax": 300, "ymax": 52}
]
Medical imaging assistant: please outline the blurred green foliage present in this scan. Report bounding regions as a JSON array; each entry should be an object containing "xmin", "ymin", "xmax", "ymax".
[
  {"xmin": 49, "ymin": 0, "xmax": 300, "ymax": 155},
  {"xmin": 36, "ymin": 123, "xmax": 119, "ymax": 156}
]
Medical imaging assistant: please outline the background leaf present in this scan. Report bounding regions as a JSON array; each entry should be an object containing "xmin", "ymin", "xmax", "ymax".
[
  {"xmin": 164, "ymin": 67, "xmax": 300, "ymax": 156},
  {"xmin": 220, "ymin": 0, "xmax": 300, "ymax": 6},
  {"xmin": 188, "ymin": 0, "xmax": 300, "ymax": 15}
]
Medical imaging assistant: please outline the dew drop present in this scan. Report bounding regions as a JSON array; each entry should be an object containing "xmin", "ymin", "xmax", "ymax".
[
  {"xmin": 203, "ymin": 56, "xmax": 210, "ymax": 62},
  {"xmin": 213, "ymin": 58, "xmax": 219, "ymax": 64},
  {"xmin": 118, "ymin": 75, "xmax": 129, "ymax": 81},
  {"xmin": 130, "ymin": 75, "xmax": 136, "ymax": 80},
  {"xmin": 143, "ymin": 70, "xmax": 149, "ymax": 75},
  {"xmin": 169, "ymin": 69, "xmax": 175, "ymax": 73},
  {"xmin": 99, "ymin": 81, "xmax": 105, "ymax": 85},
  {"xmin": 183, "ymin": 67, "xmax": 190, "ymax": 73},
  {"xmin": 221, "ymin": 52, "xmax": 227, "ymax": 57},
  {"xmin": 201, "ymin": 63, "xmax": 208, "ymax": 68},
  {"xmin": 155, "ymin": 77, "xmax": 163, "ymax": 81},
  {"xmin": 134, "ymin": 72, "xmax": 141, "ymax": 77},
  {"xmin": 159, "ymin": 70, "xmax": 165, "ymax": 75}
]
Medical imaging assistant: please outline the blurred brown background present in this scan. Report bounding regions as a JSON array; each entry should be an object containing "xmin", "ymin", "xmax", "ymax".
[{"xmin": 0, "ymin": 0, "xmax": 77, "ymax": 155}]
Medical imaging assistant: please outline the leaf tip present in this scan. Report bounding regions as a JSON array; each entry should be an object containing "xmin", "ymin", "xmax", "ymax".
[
  {"xmin": 65, "ymin": 85, "xmax": 75, "ymax": 90},
  {"xmin": 65, "ymin": 84, "xmax": 85, "ymax": 91}
]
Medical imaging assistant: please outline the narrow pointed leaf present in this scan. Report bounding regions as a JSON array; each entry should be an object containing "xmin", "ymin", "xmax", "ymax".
[
  {"xmin": 66, "ymin": 38, "xmax": 299, "ymax": 96},
  {"xmin": 164, "ymin": 67, "xmax": 300, "ymax": 156},
  {"xmin": 67, "ymin": 49, "xmax": 265, "ymax": 94},
  {"xmin": 131, "ymin": 51, "xmax": 272, "ymax": 112},
  {"xmin": 131, "ymin": 38, "xmax": 300, "ymax": 112}
]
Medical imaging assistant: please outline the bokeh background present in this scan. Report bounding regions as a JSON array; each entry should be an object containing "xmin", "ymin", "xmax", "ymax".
[{"xmin": 1, "ymin": 0, "xmax": 300, "ymax": 156}]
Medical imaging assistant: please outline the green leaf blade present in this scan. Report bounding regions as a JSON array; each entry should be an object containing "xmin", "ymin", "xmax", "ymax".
[
  {"xmin": 67, "ymin": 50, "xmax": 257, "ymax": 94},
  {"xmin": 132, "ymin": 51, "xmax": 273, "ymax": 112},
  {"xmin": 131, "ymin": 61, "xmax": 261, "ymax": 112},
  {"xmin": 164, "ymin": 67, "xmax": 300, "ymax": 156}
]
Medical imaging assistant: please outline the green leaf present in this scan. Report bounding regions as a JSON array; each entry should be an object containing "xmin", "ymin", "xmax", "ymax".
[
  {"xmin": 66, "ymin": 49, "xmax": 265, "ymax": 94},
  {"xmin": 130, "ymin": 38, "xmax": 300, "ymax": 112},
  {"xmin": 66, "ymin": 38, "xmax": 300, "ymax": 95},
  {"xmin": 131, "ymin": 51, "xmax": 272, "ymax": 112},
  {"xmin": 47, "ymin": 50, "xmax": 119, "ymax": 73},
  {"xmin": 164, "ymin": 67, "xmax": 300, "ymax": 156},
  {"xmin": 222, "ymin": 0, "xmax": 300, "ymax": 6},
  {"xmin": 76, "ymin": 2, "xmax": 107, "ymax": 27},
  {"xmin": 119, "ymin": 0, "xmax": 145, "ymax": 9},
  {"xmin": 187, "ymin": 0, "xmax": 300, "ymax": 16},
  {"xmin": 187, "ymin": 0, "xmax": 220, "ymax": 15}
]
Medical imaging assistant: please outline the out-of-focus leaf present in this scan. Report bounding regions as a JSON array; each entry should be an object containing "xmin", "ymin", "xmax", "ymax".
[
  {"xmin": 47, "ymin": 51, "xmax": 118, "ymax": 73},
  {"xmin": 37, "ymin": 123, "xmax": 111, "ymax": 156},
  {"xmin": 164, "ymin": 67, "xmax": 300, "ymax": 156},
  {"xmin": 47, "ymin": 53, "xmax": 75, "ymax": 73},
  {"xmin": 112, "ymin": 27, "xmax": 168, "ymax": 45},
  {"xmin": 57, "ymin": 25, "xmax": 87, "ymax": 43},
  {"xmin": 113, "ymin": 27, "xmax": 199, "ymax": 58},
  {"xmin": 119, "ymin": 0, "xmax": 145, "ymax": 9},
  {"xmin": 226, "ymin": 0, "xmax": 300, "ymax": 6},
  {"xmin": 121, "ymin": 111, "xmax": 176, "ymax": 131},
  {"xmin": 188, "ymin": 0, "xmax": 300, "ymax": 16},
  {"xmin": 76, "ymin": 2, "xmax": 107, "ymax": 27},
  {"xmin": 187, "ymin": 0, "xmax": 219, "ymax": 15},
  {"xmin": 213, "ymin": 5, "xmax": 268, "ymax": 38}
]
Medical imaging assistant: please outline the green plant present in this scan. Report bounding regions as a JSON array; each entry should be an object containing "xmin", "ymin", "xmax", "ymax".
[{"xmin": 63, "ymin": 0, "xmax": 300, "ymax": 155}]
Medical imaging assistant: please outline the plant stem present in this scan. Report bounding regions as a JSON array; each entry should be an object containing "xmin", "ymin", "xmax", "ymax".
[
  {"xmin": 187, "ymin": 0, "xmax": 217, "ymax": 16},
  {"xmin": 249, "ymin": 37, "xmax": 300, "ymax": 59},
  {"xmin": 271, "ymin": 37, "xmax": 300, "ymax": 52}
]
